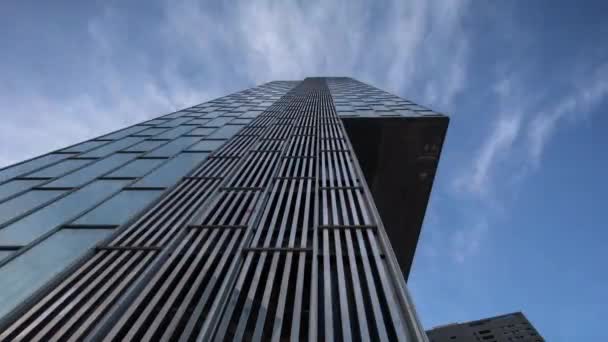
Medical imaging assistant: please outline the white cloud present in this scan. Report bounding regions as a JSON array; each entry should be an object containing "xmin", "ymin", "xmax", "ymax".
[
  {"xmin": 528, "ymin": 64, "xmax": 608, "ymax": 165},
  {"xmin": 0, "ymin": 0, "xmax": 470, "ymax": 169}
]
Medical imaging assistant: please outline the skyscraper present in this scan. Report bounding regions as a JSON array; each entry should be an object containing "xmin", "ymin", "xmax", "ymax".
[
  {"xmin": 0, "ymin": 77, "xmax": 448, "ymax": 341},
  {"xmin": 426, "ymin": 312, "xmax": 544, "ymax": 342}
]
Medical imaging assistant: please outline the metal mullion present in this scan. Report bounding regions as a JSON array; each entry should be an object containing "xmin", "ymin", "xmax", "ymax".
[
  {"xmin": 231, "ymin": 141, "xmax": 295, "ymax": 342},
  {"xmin": 0, "ymin": 252, "xmax": 110, "ymax": 340},
  {"xmin": 334, "ymin": 211, "xmax": 353, "ymax": 341},
  {"xmin": 366, "ymin": 230, "xmax": 409, "ymax": 339},
  {"xmin": 147, "ymin": 229, "xmax": 222, "ymax": 341},
  {"xmin": 65, "ymin": 252, "xmax": 155, "ymax": 342},
  {"xmin": 116, "ymin": 179, "xmax": 211, "ymax": 247},
  {"xmin": 31, "ymin": 251, "xmax": 133, "ymax": 340},
  {"xmin": 104, "ymin": 230, "xmax": 200, "ymax": 340},
  {"xmin": 178, "ymin": 229, "xmax": 242, "ymax": 341},
  {"xmin": 251, "ymin": 180, "xmax": 298, "ymax": 340},
  {"xmin": 322, "ymin": 228, "xmax": 334, "ymax": 342}
]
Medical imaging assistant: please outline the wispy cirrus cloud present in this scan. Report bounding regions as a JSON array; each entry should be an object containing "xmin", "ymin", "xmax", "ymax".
[{"xmin": 0, "ymin": 0, "xmax": 470, "ymax": 168}]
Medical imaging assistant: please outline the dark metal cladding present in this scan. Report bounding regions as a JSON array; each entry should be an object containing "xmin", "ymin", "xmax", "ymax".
[{"xmin": 0, "ymin": 78, "xmax": 443, "ymax": 342}]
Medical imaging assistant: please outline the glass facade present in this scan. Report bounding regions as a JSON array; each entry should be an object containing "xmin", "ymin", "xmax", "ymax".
[{"xmin": 0, "ymin": 78, "xmax": 448, "ymax": 341}]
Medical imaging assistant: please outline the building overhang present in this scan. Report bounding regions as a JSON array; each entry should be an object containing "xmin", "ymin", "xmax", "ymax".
[{"xmin": 342, "ymin": 115, "xmax": 449, "ymax": 280}]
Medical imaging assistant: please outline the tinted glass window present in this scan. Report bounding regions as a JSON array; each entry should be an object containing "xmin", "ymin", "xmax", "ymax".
[
  {"xmin": 0, "ymin": 228, "xmax": 112, "ymax": 318},
  {"xmin": 186, "ymin": 119, "xmax": 209, "ymax": 125},
  {"xmin": 132, "ymin": 127, "xmax": 169, "ymax": 136},
  {"xmin": 0, "ymin": 154, "xmax": 73, "ymax": 183},
  {"xmin": 73, "ymin": 190, "xmax": 163, "ymax": 226},
  {"xmin": 100, "ymin": 126, "xmax": 147, "ymax": 140},
  {"xmin": 0, "ymin": 190, "xmax": 65, "ymax": 226},
  {"xmin": 187, "ymin": 139, "xmax": 226, "ymax": 152},
  {"xmin": 206, "ymin": 125, "xmax": 244, "ymax": 139},
  {"xmin": 153, "ymin": 125, "xmax": 196, "ymax": 139},
  {"xmin": 187, "ymin": 127, "xmax": 216, "ymax": 136},
  {"xmin": 162, "ymin": 117, "xmax": 194, "ymax": 127},
  {"xmin": 43, "ymin": 154, "xmax": 137, "ymax": 188},
  {"xmin": 106, "ymin": 159, "xmax": 166, "ymax": 178},
  {"xmin": 205, "ymin": 117, "xmax": 233, "ymax": 127},
  {"xmin": 24, "ymin": 159, "xmax": 92, "ymax": 178},
  {"xmin": 240, "ymin": 111, "xmax": 263, "ymax": 118},
  {"xmin": 131, "ymin": 153, "xmax": 209, "ymax": 188},
  {"xmin": 145, "ymin": 137, "xmax": 200, "ymax": 158},
  {"xmin": 161, "ymin": 111, "xmax": 187, "ymax": 119},
  {"xmin": 61, "ymin": 141, "xmax": 109, "ymax": 153},
  {"xmin": 79, "ymin": 137, "xmax": 144, "ymax": 158},
  {"xmin": 123, "ymin": 140, "xmax": 167, "ymax": 152},
  {"xmin": 0, "ymin": 180, "xmax": 47, "ymax": 202},
  {"xmin": 0, "ymin": 180, "xmax": 128, "ymax": 245},
  {"xmin": 141, "ymin": 119, "xmax": 168, "ymax": 126}
]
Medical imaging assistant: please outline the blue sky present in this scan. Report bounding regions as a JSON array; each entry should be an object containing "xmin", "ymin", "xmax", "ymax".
[{"xmin": 1, "ymin": 1, "xmax": 607, "ymax": 340}]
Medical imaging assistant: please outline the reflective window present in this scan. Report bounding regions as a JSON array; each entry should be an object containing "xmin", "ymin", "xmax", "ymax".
[
  {"xmin": 141, "ymin": 119, "xmax": 168, "ymax": 126},
  {"xmin": 0, "ymin": 228, "xmax": 112, "ymax": 318},
  {"xmin": 187, "ymin": 139, "xmax": 226, "ymax": 152},
  {"xmin": 123, "ymin": 140, "xmax": 167, "ymax": 152},
  {"xmin": 186, "ymin": 119, "xmax": 209, "ymax": 125},
  {"xmin": 61, "ymin": 141, "xmax": 109, "ymax": 153},
  {"xmin": 231, "ymin": 118, "xmax": 253, "ymax": 125},
  {"xmin": 153, "ymin": 125, "xmax": 196, "ymax": 139},
  {"xmin": 131, "ymin": 153, "xmax": 209, "ymax": 188},
  {"xmin": 0, "ymin": 190, "xmax": 66, "ymax": 226},
  {"xmin": 240, "ymin": 111, "xmax": 263, "ymax": 118},
  {"xmin": 0, "ymin": 180, "xmax": 128, "ymax": 245},
  {"xmin": 161, "ymin": 111, "xmax": 187, "ymax": 119},
  {"xmin": 145, "ymin": 137, "xmax": 200, "ymax": 158},
  {"xmin": 132, "ymin": 127, "xmax": 169, "ymax": 136},
  {"xmin": 79, "ymin": 137, "xmax": 144, "ymax": 158},
  {"xmin": 188, "ymin": 127, "xmax": 216, "ymax": 136},
  {"xmin": 100, "ymin": 126, "xmax": 147, "ymax": 140},
  {"xmin": 43, "ymin": 153, "xmax": 137, "ymax": 188},
  {"xmin": 24, "ymin": 159, "xmax": 92, "ymax": 178},
  {"xmin": 205, "ymin": 117, "xmax": 233, "ymax": 127},
  {"xmin": 106, "ymin": 159, "xmax": 166, "ymax": 178},
  {"xmin": 162, "ymin": 117, "xmax": 194, "ymax": 127},
  {"xmin": 206, "ymin": 125, "xmax": 244, "ymax": 139},
  {"xmin": 73, "ymin": 190, "xmax": 163, "ymax": 226},
  {"xmin": 0, "ymin": 179, "xmax": 47, "ymax": 202},
  {"xmin": 0, "ymin": 154, "xmax": 74, "ymax": 183}
]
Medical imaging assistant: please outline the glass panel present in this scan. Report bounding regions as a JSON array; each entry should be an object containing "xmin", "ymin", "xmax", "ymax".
[
  {"xmin": 43, "ymin": 154, "xmax": 137, "ymax": 188},
  {"xmin": 79, "ymin": 137, "xmax": 144, "ymax": 158},
  {"xmin": 0, "ymin": 180, "xmax": 46, "ymax": 202},
  {"xmin": 161, "ymin": 117, "xmax": 194, "ymax": 127},
  {"xmin": 187, "ymin": 127, "xmax": 216, "ymax": 136},
  {"xmin": 99, "ymin": 126, "xmax": 147, "ymax": 140},
  {"xmin": 24, "ymin": 159, "xmax": 92, "ymax": 178},
  {"xmin": 132, "ymin": 127, "xmax": 169, "ymax": 136},
  {"xmin": 153, "ymin": 125, "xmax": 196, "ymax": 139},
  {"xmin": 0, "ymin": 228, "xmax": 112, "ymax": 318},
  {"xmin": 141, "ymin": 119, "xmax": 168, "ymax": 126},
  {"xmin": 145, "ymin": 137, "xmax": 200, "ymax": 158},
  {"xmin": 131, "ymin": 153, "xmax": 209, "ymax": 188},
  {"xmin": 204, "ymin": 117, "xmax": 233, "ymax": 127},
  {"xmin": 186, "ymin": 119, "xmax": 210, "ymax": 125},
  {"xmin": 187, "ymin": 139, "xmax": 226, "ymax": 152},
  {"xmin": 161, "ymin": 111, "xmax": 187, "ymax": 119},
  {"xmin": 73, "ymin": 190, "xmax": 163, "ymax": 226},
  {"xmin": 0, "ymin": 154, "xmax": 74, "ymax": 183},
  {"xmin": 0, "ymin": 180, "xmax": 129, "ymax": 245},
  {"xmin": 61, "ymin": 140, "xmax": 109, "ymax": 153},
  {"xmin": 123, "ymin": 140, "xmax": 167, "ymax": 152},
  {"xmin": 206, "ymin": 125, "xmax": 244, "ymax": 139},
  {"xmin": 106, "ymin": 159, "xmax": 166, "ymax": 178},
  {"xmin": 0, "ymin": 190, "xmax": 65, "ymax": 226},
  {"xmin": 231, "ymin": 118, "xmax": 253, "ymax": 125},
  {"xmin": 240, "ymin": 111, "xmax": 263, "ymax": 118}
]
